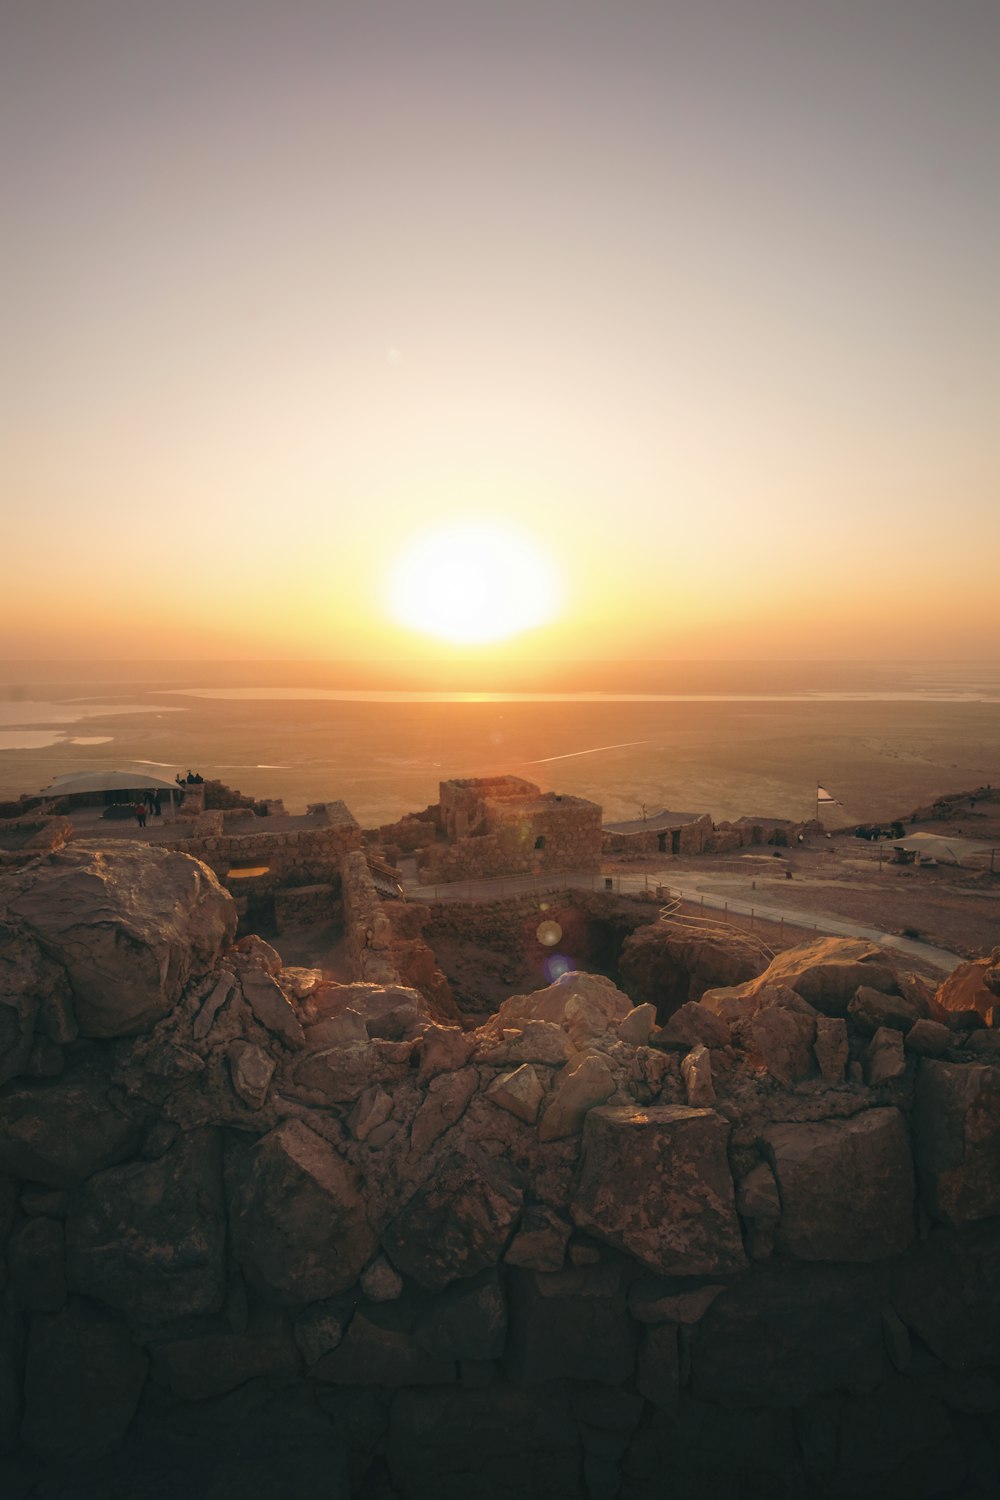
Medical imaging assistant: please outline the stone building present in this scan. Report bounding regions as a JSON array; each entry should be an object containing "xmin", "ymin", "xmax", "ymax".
[
  {"xmin": 416, "ymin": 776, "xmax": 602, "ymax": 884},
  {"xmin": 602, "ymin": 808, "xmax": 714, "ymax": 858}
]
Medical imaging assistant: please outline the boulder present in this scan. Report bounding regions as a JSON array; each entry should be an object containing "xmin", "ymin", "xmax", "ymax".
[
  {"xmin": 866, "ymin": 1026, "xmax": 907, "ymax": 1084},
  {"xmin": 934, "ymin": 953, "xmax": 998, "ymax": 1027},
  {"xmin": 66, "ymin": 1127, "xmax": 227, "ymax": 1323},
  {"xmin": 293, "ymin": 1296, "xmax": 354, "ymax": 1366},
  {"xmin": 655, "ymin": 1001, "xmax": 731, "ymax": 1051},
  {"xmin": 504, "ymin": 1205, "xmax": 572, "ymax": 1272},
  {"xmin": 417, "ymin": 1024, "xmax": 476, "ymax": 1083},
  {"xmin": 680, "ymin": 1044, "xmax": 715, "ymax": 1105},
  {"xmin": 692, "ymin": 1263, "xmax": 888, "ymax": 1406},
  {"xmin": 813, "ymin": 1015, "xmax": 849, "ymax": 1081},
  {"xmin": 20, "ymin": 1299, "xmax": 148, "ymax": 1462},
  {"xmin": 481, "ymin": 971, "xmax": 633, "ymax": 1049},
  {"xmin": 227, "ymin": 1119, "xmax": 375, "ymax": 1303},
  {"xmin": 313, "ymin": 1306, "xmax": 455, "ymax": 1386},
  {"xmin": 348, "ymin": 1083, "xmax": 394, "ymax": 1142},
  {"xmin": 412, "ymin": 1267, "xmax": 507, "ymax": 1362},
  {"xmin": 240, "ymin": 970, "xmax": 306, "ymax": 1050},
  {"xmin": 409, "ymin": 1066, "xmax": 478, "ymax": 1157},
  {"xmin": 0, "ymin": 925, "xmax": 73, "ymax": 1085},
  {"xmin": 904, "ymin": 1018, "xmax": 952, "ymax": 1057},
  {"xmin": 748, "ymin": 999, "xmax": 816, "ymax": 1085},
  {"xmin": 627, "ymin": 1278, "xmax": 725, "ymax": 1327},
  {"xmin": 636, "ymin": 1323, "xmax": 679, "ymax": 1410},
  {"xmin": 486, "ymin": 1063, "xmax": 547, "ymax": 1125},
  {"xmin": 885, "ymin": 1221, "xmax": 1000, "ymax": 1371},
  {"xmin": 762, "ymin": 1109, "xmax": 915, "ymax": 1261},
  {"xmin": 705, "ymin": 937, "xmax": 898, "ymax": 1019},
  {"xmin": 292, "ymin": 1039, "xmax": 411, "ymax": 1103},
  {"xmin": 571, "ymin": 1105, "xmax": 745, "ymax": 1276},
  {"xmin": 5, "ymin": 844, "xmax": 235, "ymax": 1037},
  {"xmin": 475, "ymin": 1020, "xmax": 574, "ymax": 1067},
  {"xmin": 538, "ymin": 1054, "xmax": 616, "ymax": 1142},
  {"xmin": 382, "ymin": 1149, "xmax": 522, "ymax": 1291},
  {"xmin": 360, "ymin": 1254, "xmax": 403, "ymax": 1303},
  {"xmin": 226, "ymin": 1040, "xmax": 275, "ymax": 1109},
  {"xmin": 617, "ymin": 1003, "xmax": 657, "ymax": 1045},
  {"xmin": 912, "ymin": 1059, "xmax": 1000, "ymax": 1224},
  {"xmin": 848, "ymin": 984, "xmax": 930, "ymax": 1035},
  {"xmin": 0, "ymin": 1063, "xmax": 141, "ymax": 1187}
]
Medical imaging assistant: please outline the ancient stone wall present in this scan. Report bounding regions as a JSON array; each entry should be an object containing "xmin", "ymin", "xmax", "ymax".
[
  {"xmin": 602, "ymin": 814, "xmax": 715, "ymax": 859},
  {"xmin": 340, "ymin": 850, "xmax": 400, "ymax": 985},
  {"xmin": 1, "ymin": 846, "xmax": 998, "ymax": 1499},
  {"xmin": 273, "ymin": 883, "xmax": 340, "ymax": 935},
  {"xmin": 419, "ymin": 795, "xmax": 602, "ymax": 884},
  {"xmin": 163, "ymin": 818, "xmax": 362, "ymax": 894}
]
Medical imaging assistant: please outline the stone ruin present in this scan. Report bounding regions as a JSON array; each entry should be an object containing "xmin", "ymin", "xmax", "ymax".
[{"xmin": 0, "ymin": 843, "xmax": 999, "ymax": 1498}]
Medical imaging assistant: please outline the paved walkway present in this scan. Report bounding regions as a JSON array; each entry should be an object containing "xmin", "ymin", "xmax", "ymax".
[{"xmin": 401, "ymin": 869, "xmax": 963, "ymax": 974}]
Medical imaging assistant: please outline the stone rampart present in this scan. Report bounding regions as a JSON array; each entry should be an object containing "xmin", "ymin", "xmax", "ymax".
[
  {"xmin": 341, "ymin": 849, "xmax": 400, "ymax": 984},
  {"xmin": 1, "ymin": 845, "xmax": 998, "ymax": 1499},
  {"xmin": 162, "ymin": 817, "xmax": 362, "ymax": 894}
]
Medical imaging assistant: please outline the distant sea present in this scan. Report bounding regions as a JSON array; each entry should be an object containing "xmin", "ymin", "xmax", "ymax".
[{"xmin": 2, "ymin": 661, "xmax": 998, "ymax": 827}]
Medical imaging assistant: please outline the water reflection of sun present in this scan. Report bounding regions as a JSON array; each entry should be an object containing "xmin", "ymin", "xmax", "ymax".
[{"xmin": 385, "ymin": 521, "xmax": 563, "ymax": 644}]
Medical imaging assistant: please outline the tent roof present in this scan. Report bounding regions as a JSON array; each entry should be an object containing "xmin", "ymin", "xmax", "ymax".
[
  {"xmin": 893, "ymin": 831, "xmax": 998, "ymax": 864},
  {"xmin": 40, "ymin": 769, "xmax": 181, "ymax": 795}
]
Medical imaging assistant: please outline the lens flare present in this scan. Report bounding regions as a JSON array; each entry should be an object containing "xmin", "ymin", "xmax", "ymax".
[
  {"xmin": 543, "ymin": 953, "xmax": 574, "ymax": 983},
  {"xmin": 536, "ymin": 919, "xmax": 562, "ymax": 948}
]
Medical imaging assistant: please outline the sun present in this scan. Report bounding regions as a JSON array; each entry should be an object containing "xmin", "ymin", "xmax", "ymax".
[{"xmin": 385, "ymin": 520, "xmax": 563, "ymax": 644}]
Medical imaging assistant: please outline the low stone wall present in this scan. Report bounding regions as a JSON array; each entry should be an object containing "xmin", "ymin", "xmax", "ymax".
[
  {"xmin": 163, "ymin": 820, "xmax": 362, "ymax": 894},
  {"xmin": 341, "ymin": 849, "xmax": 400, "ymax": 984},
  {"xmin": 273, "ymin": 882, "xmax": 340, "ymax": 934},
  {"xmin": 603, "ymin": 814, "xmax": 715, "ymax": 858},
  {"xmin": 419, "ymin": 800, "xmax": 603, "ymax": 883}
]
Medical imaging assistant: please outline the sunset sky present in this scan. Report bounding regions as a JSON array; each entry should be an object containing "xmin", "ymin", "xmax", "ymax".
[{"xmin": 3, "ymin": 0, "xmax": 998, "ymax": 663}]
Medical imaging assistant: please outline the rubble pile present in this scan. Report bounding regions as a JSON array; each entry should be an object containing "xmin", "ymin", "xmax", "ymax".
[{"xmin": 1, "ymin": 844, "xmax": 998, "ymax": 1499}]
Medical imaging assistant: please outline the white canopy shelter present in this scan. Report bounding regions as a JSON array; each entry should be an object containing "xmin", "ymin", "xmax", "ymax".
[
  {"xmin": 892, "ymin": 831, "xmax": 998, "ymax": 866},
  {"xmin": 39, "ymin": 769, "xmax": 181, "ymax": 796}
]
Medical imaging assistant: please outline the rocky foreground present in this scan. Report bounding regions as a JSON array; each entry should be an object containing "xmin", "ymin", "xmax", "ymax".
[{"xmin": 1, "ymin": 844, "xmax": 999, "ymax": 1499}]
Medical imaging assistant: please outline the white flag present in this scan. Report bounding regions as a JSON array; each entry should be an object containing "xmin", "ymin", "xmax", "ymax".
[{"xmin": 817, "ymin": 786, "xmax": 839, "ymax": 804}]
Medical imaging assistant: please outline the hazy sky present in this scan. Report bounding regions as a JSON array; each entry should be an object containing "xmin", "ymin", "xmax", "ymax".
[{"xmin": 3, "ymin": 0, "xmax": 998, "ymax": 662}]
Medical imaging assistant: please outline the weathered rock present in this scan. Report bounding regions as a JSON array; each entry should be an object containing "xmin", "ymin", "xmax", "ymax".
[
  {"xmin": 6, "ymin": 844, "xmax": 235, "ymax": 1037},
  {"xmin": 692, "ymin": 1263, "xmax": 888, "ymax": 1405},
  {"xmin": 505, "ymin": 1262, "xmax": 637, "ymax": 1385},
  {"xmin": 572, "ymin": 1105, "xmax": 745, "ymax": 1276},
  {"xmin": 292, "ymin": 1296, "xmax": 354, "ymax": 1365},
  {"xmin": 934, "ymin": 955, "xmax": 998, "ymax": 1027},
  {"xmin": 348, "ymin": 1082, "xmax": 394, "ymax": 1141},
  {"xmin": 66, "ymin": 1127, "xmax": 227, "ymax": 1323},
  {"xmin": 627, "ymin": 1277, "xmax": 725, "ymax": 1326},
  {"xmin": 476, "ymin": 1019, "xmax": 574, "ymax": 1067},
  {"xmin": 655, "ymin": 1001, "xmax": 731, "ymax": 1051},
  {"xmin": 762, "ymin": 1109, "xmax": 915, "ymax": 1261},
  {"xmin": 748, "ymin": 1001, "xmax": 815, "ymax": 1085},
  {"xmin": 8, "ymin": 1215, "xmax": 65, "ymax": 1311},
  {"xmin": 410, "ymin": 1066, "xmax": 478, "ymax": 1157},
  {"xmin": 705, "ymin": 937, "xmax": 898, "ymax": 1019},
  {"xmin": 486, "ymin": 1063, "xmax": 547, "ymax": 1124},
  {"xmin": 382, "ymin": 1149, "xmax": 522, "ymax": 1291},
  {"xmin": 0, "ymin": 926, "xmax": 70, "ymax": 1084},
  {"xmin": 148, "ymin": 1302, "xmax": 298, "ymax": 1399},
  {"xmin": 813, "ymin": 1014, "xmax": 849, "ymax": 1081},
  {"xmin": 866, "ymin": 1026, "xmax": 907, "ymax": 1084},
  {"xmin": 192, "ymin": 973, "xmax": 235, "ymax": 1040},
  {"xmin": 226, "ymin": 1039, "xmax": 275, "ymax": 1108},
  {"xmin": 834, "ymin": 1374, "xmax": 963, "ymax": 1500},
  {"xmin": 904, "ymin": 1017, "xmax": 953, "ymax": 1056},
  {"xmin": 417, "ymin": 1023, "xmax": 476, "ymax": 1082},
  {"xmin": 240, "ymin": 970, "xmax": 306, "ymax": 1050},
  {"xmin": 681, "ymin": 1043, "xmax": 715, "ymax": 1105},
  {"xmin": 483, "ymin": 971, "xmax": 633, "ymax": 1048},
  {"xmin": 292, "ymin": 1040, "xmax": 411, "ymax": 1103},
  {"xmin": 361, "ymin": 1254, "xmax": 404, "ymax": 1302},
  {"xmin": 0, "ymin": 1064, "xmax": 141, "ymax": 1187},
  {"xmin": 617, "ymin": 1003, "xmax": 657, "ymax": 1045},
  {"xmin": 636, "ymin": 1322, "xmax": 680, "ymax": 1410},
  {"xmin": 538, "ymin": 1054, "xmax": 616, "ymax": 1142},
  {"xmin": 736, "ymin": 1160, "xmax": 781, "ymax": 1224},
  {"xmin": 305, "ymin": 1009, "xmax": 369, "ymax": 1048},
  {"xmin": 143, "ymin": 1040, "xmax": 205, "ymax": 1078},
  {"xmin": 849, "ymin": 983, "xmax": 929, "ymax": 1035},
  {"xmin": 912, "ymin": 1059, "xmax": 1000, "ymax": 1224},
  {"xmin": 504, "ymin": 1204, "xmax": 572, "ymax": 1272},
  {"xmin": 227, "ymin": 1119, "xmax": 375, "ymax": 1304},
  {"xmin": 20, "ymin": 1299, "xmax": 148, "ymax": 1462}
]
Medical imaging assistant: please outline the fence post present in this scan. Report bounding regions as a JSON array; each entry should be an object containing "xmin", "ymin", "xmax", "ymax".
[{"xmin": 750, "ymin": 908, "xmax": 754, "ymax": 931}]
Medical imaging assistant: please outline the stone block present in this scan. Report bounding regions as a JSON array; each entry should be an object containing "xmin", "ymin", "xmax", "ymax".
[
  {"xmin": 486, "ymin": 1063, "xmax": 547, "ymax": 1124},
  {"xmin": 505, "ymin": 1262, "xmax": 637, "ymax": 1385},
  {"xmin": 538, "ymin": 1054, "xmax": 616, "ymax": 1142},
  {"xmin": 505, "ymin": 1204, "xmax": 572, "ymax": 1272},
  {"xmin": 382, "ymin": 1149, "xmax": 522, "ymax": 1291},
  {"xmin": 763, "ymin": 1109, "xmax": 914, "ymax": 1261},
  {"xmin": 227, "ymin": 1119, "xmax": 374, "ymax": 1304},
  {"xmin": 8, "ymin": 1215, "xmax": 65, "ymax": 1311},
  {"xmin": 866, "ymin": 1026, "xmax": 906, "ymax": 1084},
  {"xmin": 66, "ymin": 1127, "xmax": 226, "ymax": 1324},
  {"xmin": 813, "ymin": 1015, "xmax": 849, "ymax": 1081},
  {"xmin": 0, "ymin": 1065, "xmax": 141, "ymax": 1188},
  {"xmin": 148, "ymin": 1302, "xmax": 298, "ymax": 1399},
  {"xmin": 571, "ymin": 1105, "xmax": 745, "ymax": 1276},
  {"xmin": 636, "ymin": 1322, "xmax": 680, "ymax": 1410},
  {"xmin": 655, "ymin": 1001, "xmax": 731, "ymax": 1051},
  {"xmin": 912, "ymin": 1059, "xmax": 1000, "ymax": 1224},
  {"xmin": 681, "ymin": 1043, "xmax": 715, "ymax": 1105}
]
